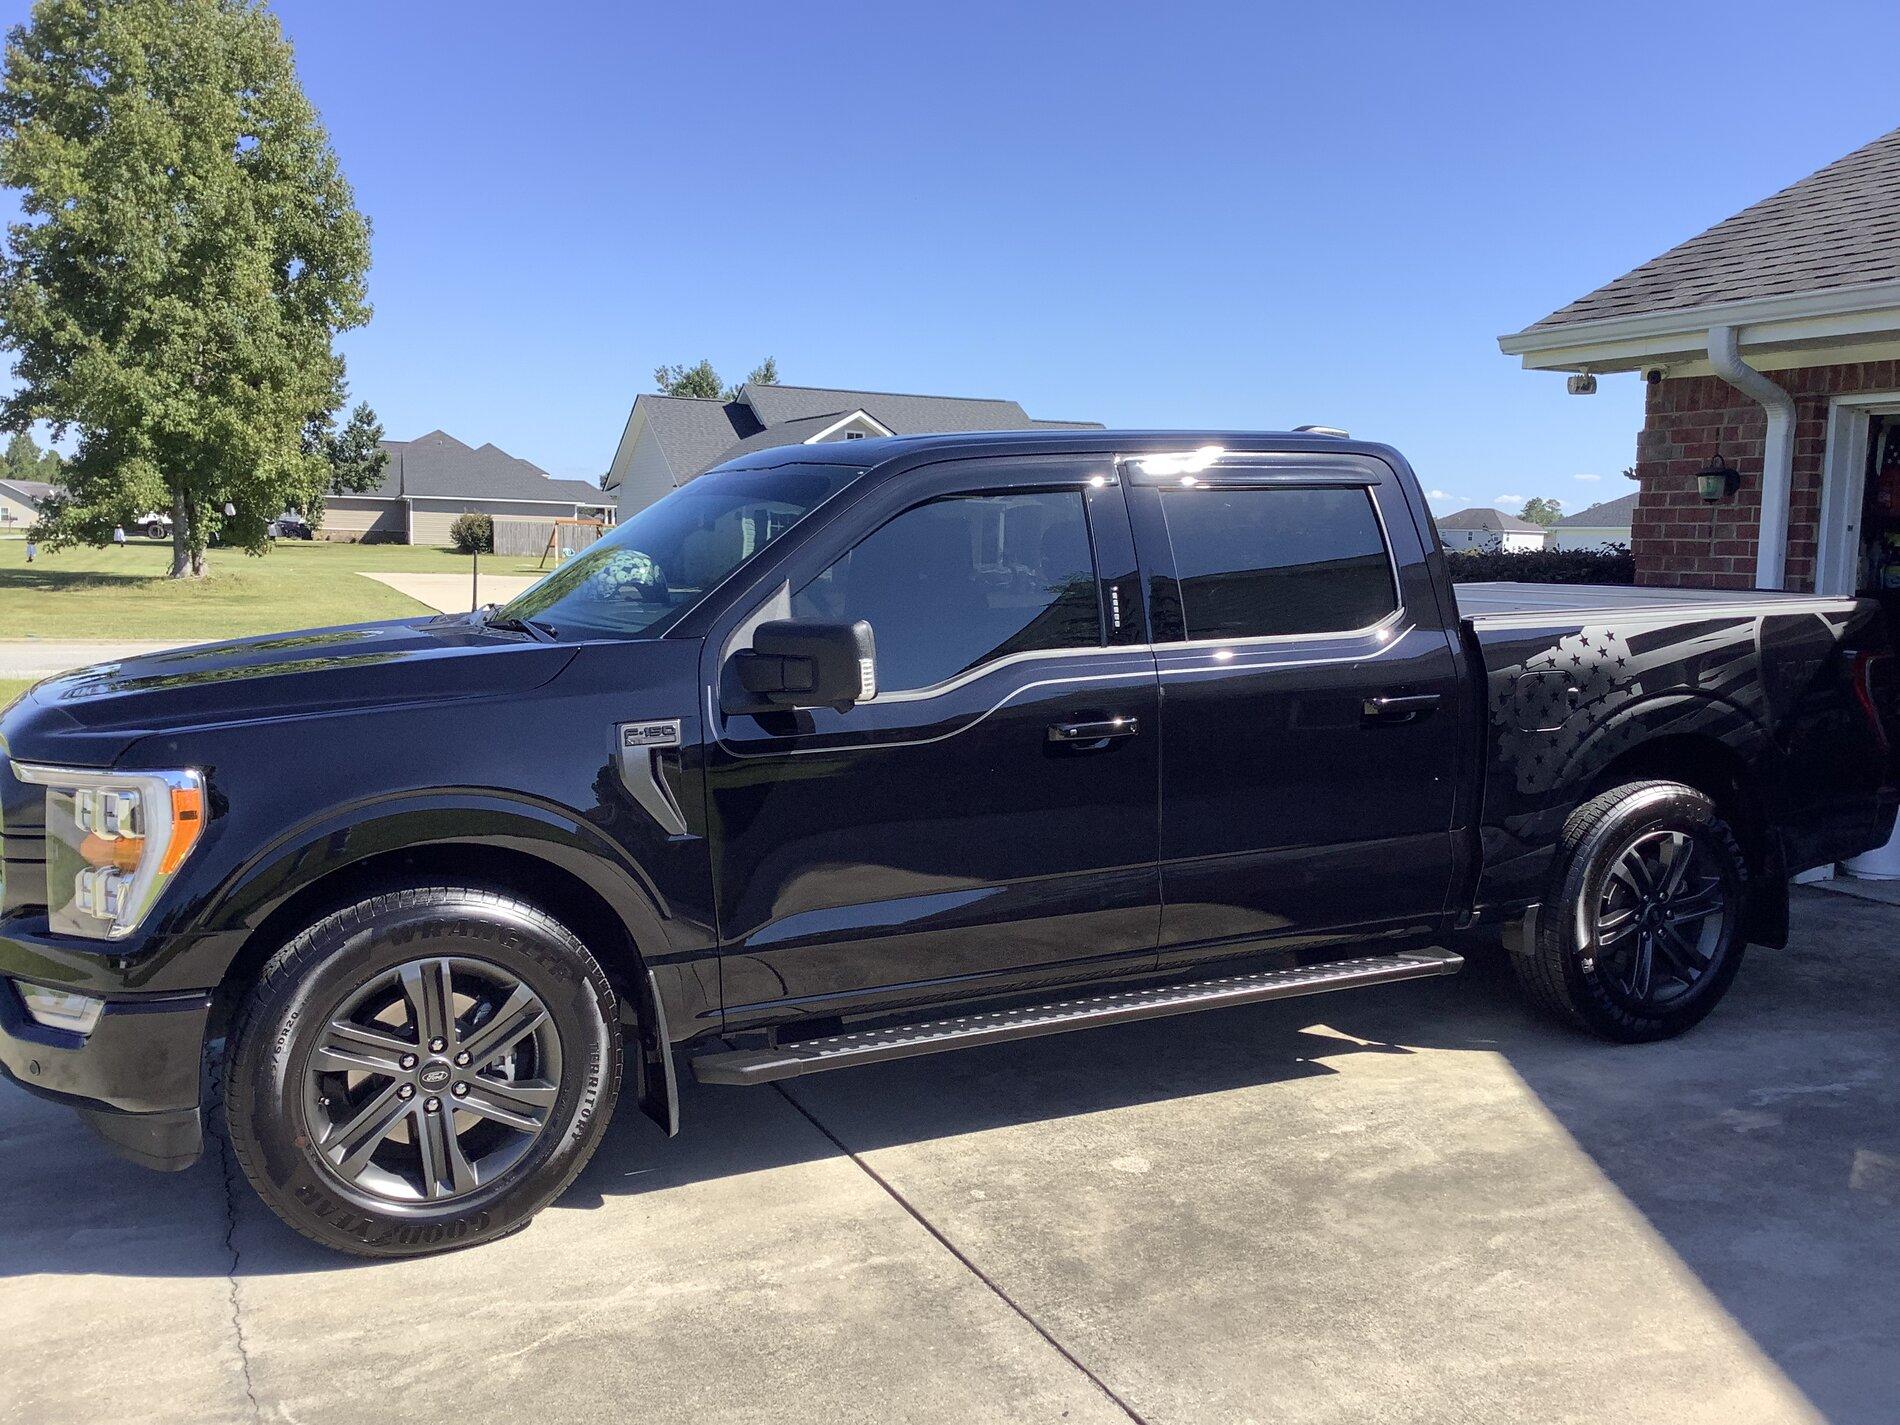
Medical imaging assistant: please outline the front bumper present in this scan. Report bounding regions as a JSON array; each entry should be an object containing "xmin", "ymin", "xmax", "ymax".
[{"xmin": 0, "ymin": 976, "xmax": 211, "ymax": 1171}]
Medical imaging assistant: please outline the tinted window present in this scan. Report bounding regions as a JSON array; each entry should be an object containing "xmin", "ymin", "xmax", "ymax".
[
  {"xmin": 794, "ymin": 491, "xmax": 1101, "ymax": 693},
  {"xmin": 1159, "ymin": 485, "xmax": 1396, "ymax": 639},
  {"xmin": 496, "ymin": 463, "xmax": 857, "ymax": 639}
]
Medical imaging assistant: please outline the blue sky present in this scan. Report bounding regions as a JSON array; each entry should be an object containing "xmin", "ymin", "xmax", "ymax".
[{"xmin": 8, "ymin": 1, "xmax": 1900, "ymax": 513}]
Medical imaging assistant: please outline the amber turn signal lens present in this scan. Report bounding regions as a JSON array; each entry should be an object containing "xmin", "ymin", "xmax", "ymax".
[
  {"xmin": 77, "ymin": 832, "xmax": 145, "ymax": 871},
  {"xmin": 160, "ymin": 784, "xmax": 205, "ymax": 874}
]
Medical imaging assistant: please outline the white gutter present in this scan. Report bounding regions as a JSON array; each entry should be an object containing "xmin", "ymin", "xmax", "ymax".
[{"xmin": 1706, "ymin": 325, "xmax": 1796, "ymax": 589}]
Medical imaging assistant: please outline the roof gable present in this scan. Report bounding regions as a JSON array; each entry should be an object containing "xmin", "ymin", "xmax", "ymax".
[
  {"xmin": 1551, "ymin": 491, "xmax": 1639, "ymax": 527},
  {"xmin": 370, "ymin": 432, "xmax": 603, "ymax": 504},
  {"xmin": 1438, "ymin": 506, "xmax": 1542, "ymax": 533}
]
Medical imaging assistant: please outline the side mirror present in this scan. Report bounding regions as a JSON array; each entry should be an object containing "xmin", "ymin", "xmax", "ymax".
[{"xmin": 726, "ymin": 619, "xmax": 876, "ymax": 713}]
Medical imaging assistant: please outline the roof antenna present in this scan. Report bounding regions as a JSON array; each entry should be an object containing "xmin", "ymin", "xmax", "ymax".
[{"xmin": 1294, "ymin": 424, "xmax": 1350, "ymax": 438}]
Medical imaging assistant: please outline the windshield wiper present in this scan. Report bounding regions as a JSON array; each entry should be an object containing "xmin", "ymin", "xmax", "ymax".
[{"xmin": 480, "ymin": 605, "xmax": 558, "ymax": 642}]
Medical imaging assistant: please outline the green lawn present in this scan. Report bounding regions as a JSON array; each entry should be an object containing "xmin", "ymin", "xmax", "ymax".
[
  {"xmin": 0, "ymin": 677, "xmax": 32, "ymax": 708},
  {"xmin": 0, "ymin": 536, "xmax": 552, "ymax": 642}
]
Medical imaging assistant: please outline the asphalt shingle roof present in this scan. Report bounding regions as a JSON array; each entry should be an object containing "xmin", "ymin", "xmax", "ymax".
[
  {"xmin": 0, "ymin": 478, "xmax": 57, "ymax": 503},
  {"xmin": 1551, "ymin": 491, "xmax": 1639, "ymax": 527},
  {"xmin": 1527, "ymin": 126, "xmax": 1900, "ymax": 331},
  {"xmin": 369, "ymin": 431, "xmax": 604, "ymax": 504},
  {"xmin": 1437, "ymin": 506, "xmax": 1543, "ymax": 533},
  {"xmin": 633, "ymin": 383, "xmax": 1102, "ymax": 484}
]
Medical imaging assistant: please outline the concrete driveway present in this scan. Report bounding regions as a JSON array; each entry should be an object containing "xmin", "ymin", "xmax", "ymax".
[
  {"xmin": 2, "ymin": 887, "xmax": 1894, "ymax": 1425},
  {"xmin": 357, "ymin": 571, "xmax": 540, "ymax": 615}
]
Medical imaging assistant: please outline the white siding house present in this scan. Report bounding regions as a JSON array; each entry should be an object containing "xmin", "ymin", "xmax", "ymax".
[
  {"xmin": 1435, "ymin": 507, "xmax": 1548, "ymax": 552},
  {"xmin": 1548, "ymin": 492, "xmax": 1638, "ymax": 551}
]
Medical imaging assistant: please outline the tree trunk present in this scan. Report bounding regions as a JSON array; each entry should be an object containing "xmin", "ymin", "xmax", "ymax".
[{"xmin": 168, "ymin": 491, "xmax": 192, "ymax": 579}]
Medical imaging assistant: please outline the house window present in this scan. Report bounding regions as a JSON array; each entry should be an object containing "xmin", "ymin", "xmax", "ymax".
[{"xmin": 843, "ymin": 431, "xmax": 866, "ymax": 439}]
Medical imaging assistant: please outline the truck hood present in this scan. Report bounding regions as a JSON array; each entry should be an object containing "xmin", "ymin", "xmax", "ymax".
[{"xmin": 1, "ymin": 616, "xmax": 576, "ymax": 768}]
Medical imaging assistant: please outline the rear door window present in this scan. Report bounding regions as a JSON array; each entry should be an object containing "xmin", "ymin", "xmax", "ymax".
[{"xmin": 1157, "ymin": 485, "xmax": 1397, "ymax": 640}]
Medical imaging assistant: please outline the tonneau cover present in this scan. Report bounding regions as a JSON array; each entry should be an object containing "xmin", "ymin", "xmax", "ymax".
[{"xmin": 1453, "ymin": 581, "xmax": 1856, "ymax": 623}]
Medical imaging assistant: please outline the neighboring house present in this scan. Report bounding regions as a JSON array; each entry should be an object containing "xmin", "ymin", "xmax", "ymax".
[
  {"xmin": 604, "ymin": 382, "xmax": 1100, "ymax": 517},
  {"xmin": 1435, "ymin": 506, "xmax": 1548, "ymax": 552},
  {"xmin": 0, "ymin": 478, "xmax": 55, "ymax": 529},
  {"xmin": 1548, "ymin": 491, "xmax": 1639, "ymax": 552},
  {"xmin": 325, "ymin": 430, "xmax": 613, "ymax": 545},
  {"xmin": 1499, "ymin": 124, "xmax": 1900, "ymax": 594}
]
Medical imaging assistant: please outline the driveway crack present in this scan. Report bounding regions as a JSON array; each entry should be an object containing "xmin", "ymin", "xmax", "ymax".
[
  {"xmin": 216, "ymin": 1117, "xmax": 264, "ymax": 1423},
  {"xmin": 773, "ymin": 1083, "xmax": 1149, "ymax": 1425}
]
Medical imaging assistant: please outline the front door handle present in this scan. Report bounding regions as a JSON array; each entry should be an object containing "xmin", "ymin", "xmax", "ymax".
[
  {"xmin": 1048, "ymin": 716, "xmax": 1140, "ymax": 745},
  {"xmin": 1362, "ymin": 693, "xmax": 1441, "ymax": 725}
]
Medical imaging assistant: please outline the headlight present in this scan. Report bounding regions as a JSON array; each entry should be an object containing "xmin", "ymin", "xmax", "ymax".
[{"xmin": 9, "ymin": 763, "xmax": 206, "ymax": 939}]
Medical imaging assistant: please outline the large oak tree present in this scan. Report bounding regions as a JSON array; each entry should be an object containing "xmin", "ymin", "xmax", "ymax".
[{"xmin": 0, "ymin": 0, "xmax": 370, "ymax": 576}]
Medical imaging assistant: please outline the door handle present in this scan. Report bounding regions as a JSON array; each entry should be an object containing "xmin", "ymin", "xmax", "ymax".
[
  {"xmin": 1048, "ymin": 716, "xmax": 1140, "ymax": 745},
  {"xmin": 1362, "ymin": 693, "xmax": 1441, "ymax": 725}
]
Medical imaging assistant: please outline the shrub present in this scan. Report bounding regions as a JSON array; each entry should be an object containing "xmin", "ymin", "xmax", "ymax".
[
  {"xmin": 1446, "ymin": 544, "xmax": 1635, "ymax": 585},
  {"xmin": 448, "ymin": 512, "xmax": 493, "ymax": 554}
]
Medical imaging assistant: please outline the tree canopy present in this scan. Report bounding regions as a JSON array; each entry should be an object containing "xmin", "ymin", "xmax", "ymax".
[
  {"xmin": 1, "ymin": 429, "xmax": 60, "ymax": 483},
  {"xmin": 0, "ymin": 0, "xmax": 372, "ymax": 576},
  {"xmin": 1518, "ymin": 496, "xmax": 1563, "ymax": 527},
  {"xmin": 654, "ymin": 356, "xmax": 780, "ymax": 403}
]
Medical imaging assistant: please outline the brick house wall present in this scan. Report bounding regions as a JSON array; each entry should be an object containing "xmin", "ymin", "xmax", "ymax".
[{"xmin": 1632, "ymin": 357, "xmax": 1900, "ymax": 590}]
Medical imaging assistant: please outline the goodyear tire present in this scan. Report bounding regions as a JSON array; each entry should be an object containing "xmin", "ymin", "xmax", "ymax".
[
  {"xmin": 225, "ymin": 888, "xmax": 621, "ymax": 1258},
  {"xmin": 1516, "ymin": 780, "xmax": 1749, "ymax": 1042}
]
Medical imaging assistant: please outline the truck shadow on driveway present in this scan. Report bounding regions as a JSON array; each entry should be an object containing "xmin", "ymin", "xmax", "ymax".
[{"xmin": 0, "ymin": 892, "xmax": 1892, "ymax": 1422}]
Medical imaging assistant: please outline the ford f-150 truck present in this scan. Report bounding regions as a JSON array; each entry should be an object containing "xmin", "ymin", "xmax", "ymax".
[{"xmin": 4, "ymin": 431, "xmax": 1896, "ymax": 1256}]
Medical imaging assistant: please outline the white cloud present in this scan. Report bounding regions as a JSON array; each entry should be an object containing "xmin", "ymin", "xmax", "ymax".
[
  {"xmin": 1574, "ymin": 473, "xmax": 1602, "ymax": 482},
  {"xmin": 1427, "ymin": 489, "xmax": 1453, "ymax": 500},
  {"xmin": 1495, "ymin": 493, "xmax": 1524, "ymax": 507}
]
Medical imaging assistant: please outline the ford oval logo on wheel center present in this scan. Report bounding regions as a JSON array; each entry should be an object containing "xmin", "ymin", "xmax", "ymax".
[{"xmin": 419, "ymin": 1061, "xmax": 453, "ymax": 1092}]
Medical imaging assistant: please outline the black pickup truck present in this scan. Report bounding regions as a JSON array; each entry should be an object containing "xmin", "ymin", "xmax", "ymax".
[{"xmin": 4, "ymin": 431, "xmax": 1896, "ymax": 1256}]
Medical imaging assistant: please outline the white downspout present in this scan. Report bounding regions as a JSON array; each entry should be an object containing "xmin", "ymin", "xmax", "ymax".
[{"xmin": 1706, "ymin": 325, "xmax": 1796, "ymax": 589}]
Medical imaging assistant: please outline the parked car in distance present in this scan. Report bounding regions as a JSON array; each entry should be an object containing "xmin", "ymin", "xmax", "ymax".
[
  {"xmin": 268, "ymin": 512, "xmax": 314, "ymax": 540},
  {"xmin": 3, "ymin": 430, "xmax": 1896, "ymax": 1256},
  {"xmin": 135, "ymin": 511, "xmax": 172, "ymax": 540}
]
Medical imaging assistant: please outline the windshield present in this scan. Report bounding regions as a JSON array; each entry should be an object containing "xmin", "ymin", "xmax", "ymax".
[{"xmin": 494, "ymin": 463, "xmax": 860, "ymax": 640}]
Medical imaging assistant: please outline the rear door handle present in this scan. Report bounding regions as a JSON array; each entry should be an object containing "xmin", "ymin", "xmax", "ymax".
[
  {"xmin": 1048, "ymin": 716, "xmax": 1140, "ymax": 745},
  {"xmin": 1362, "ymin": 693, "xmax": 1441, "ymax": 725}
]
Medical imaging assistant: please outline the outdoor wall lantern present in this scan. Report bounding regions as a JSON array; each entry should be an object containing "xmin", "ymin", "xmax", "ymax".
[{"xmin": 1696, "ymin": 451, "xmax": 1741, "ymax": 503}]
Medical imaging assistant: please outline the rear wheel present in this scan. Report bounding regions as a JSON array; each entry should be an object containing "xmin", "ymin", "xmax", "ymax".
[
  {"xmin": 225, "ymin": 888, "xmax": 621, "ymax": 1257},
  {"xmin": 1516, "ymin": 780, "xmax": 1749, "ymax": 1041}
]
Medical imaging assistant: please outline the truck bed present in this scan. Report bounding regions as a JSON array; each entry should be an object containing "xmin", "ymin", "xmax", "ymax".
[{"xmin": 1452, "ymin": 580, "xmax": 1858, "ymax": 625}]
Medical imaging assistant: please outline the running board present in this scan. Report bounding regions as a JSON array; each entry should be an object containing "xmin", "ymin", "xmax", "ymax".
[{"xmin": 690, "ymin": 948, "xmax": 1463, "ymax": 1085}]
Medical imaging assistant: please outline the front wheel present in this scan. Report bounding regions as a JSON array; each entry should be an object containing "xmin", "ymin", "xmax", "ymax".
[
  {"xmin": 224, "ymin": 888, "xmax": 622, "ymax": 1257},
  {"xmin": 1516, "ymin": 780, "xmax": 1749, "ymax": 1042}
]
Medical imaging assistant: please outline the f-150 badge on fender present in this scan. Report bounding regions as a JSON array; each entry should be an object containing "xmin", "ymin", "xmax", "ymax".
[{"xmin": 615, "ymin": 718, "xmax": 687, "ymax": 835}]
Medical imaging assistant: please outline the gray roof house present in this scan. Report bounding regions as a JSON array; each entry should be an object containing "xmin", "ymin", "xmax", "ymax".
[
  {"xmin": 604, "ymin": 382, "xmax": 1100, "ymax": 516},
  {"xmin": 1434, "ymin": 506, "xmax": 1548, "ymax": 553},
  {"xmin": 324, "ymin": 430, "xmax": 612, "ymax": 545},
  {"xmin": 1548, "ymin": 491, "xmax": 1639, "ymax": 552},
  {"xmin": 0, "ymin": 478, "xmax": 57, "ymax": 528}
]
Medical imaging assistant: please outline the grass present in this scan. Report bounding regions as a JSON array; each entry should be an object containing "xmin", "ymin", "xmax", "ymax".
[
  {"xmin": 0, "ymin": 677, "xmax": 32, "ymax": 708},
  {"xmin": 0, "ymin": 536, "xmax": 551, "ymax": 642}
]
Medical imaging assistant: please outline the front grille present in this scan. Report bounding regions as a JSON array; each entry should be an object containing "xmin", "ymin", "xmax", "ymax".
[{"xmin": 0, "ymin": 752, "xmax": 47, "ymax": 916}]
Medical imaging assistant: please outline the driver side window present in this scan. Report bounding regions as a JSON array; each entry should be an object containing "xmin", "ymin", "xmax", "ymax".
[{"xmin": 794, "ymin": 490, "xmax": 1103, "ymax": 694}]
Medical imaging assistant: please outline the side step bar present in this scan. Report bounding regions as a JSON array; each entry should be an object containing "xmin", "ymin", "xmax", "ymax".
[{"xmin": 690, "ymin": 948, "xmax": 1462, "ymax": 1086}]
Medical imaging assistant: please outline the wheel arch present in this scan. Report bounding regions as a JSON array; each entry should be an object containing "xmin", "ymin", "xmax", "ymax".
[
  {"xmin": 200, "ymin": 804, "xmax": 691, "ymax": 1134},
  {"xmin": 1580, "ymin": 729, "xmax": 1789, "ymax": 949}
]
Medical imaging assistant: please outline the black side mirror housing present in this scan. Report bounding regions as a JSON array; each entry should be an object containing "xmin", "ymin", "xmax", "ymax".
[{"xmin": 727, "ymin": 619, "xmax": 876, "ymax": 713}]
